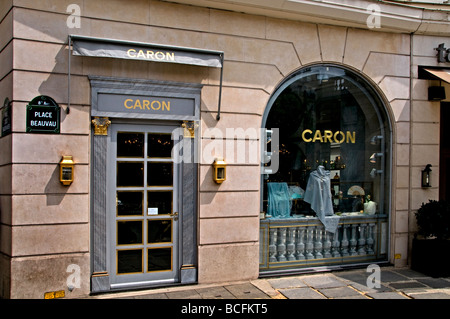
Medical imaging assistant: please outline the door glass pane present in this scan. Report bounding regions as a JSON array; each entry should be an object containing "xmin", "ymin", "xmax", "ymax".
[
  {"xmin": 117, "ymin": 162, "xmax": 144, "ymax": 187},
  {"xmin": 148, "ymin": 248, "xmax": 172, "ymax": 272},
  {"xmin": 117, "ymin": 133, "xmax": 144, "ymax": 158},
  {"xmin": 117, "ymin": 192, "xmax": 143, "ymax": 216},
  {"xmin": 117, "ymin": 249, "xmax": 143, "ymax": 274},
  {"xmin": 148, "ymin": 133, "xmax": 173, "ymax": 158},
  {"xmin": 148, "ymin": 191, "xmax": 172, "ymax": 215},
  {"xmin": 117, "ymin": 221, "xmax": 143, "ymax": 245},
  {"xmin": 148, "ymin": 220, "xmax": 172, "ymax": 244},
  {"xmin": 112, "ymin": 126, "xmax": 178, "ymax": 280},
  {"xmin": 147, "ymin": 162, "xmax": 173, "ymax": 186}
]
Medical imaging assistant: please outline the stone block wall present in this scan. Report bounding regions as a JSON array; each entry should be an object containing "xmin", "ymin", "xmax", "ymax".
[{"xmin": 0, "ymin": 0, "xmax": 446, "ymax": 297}]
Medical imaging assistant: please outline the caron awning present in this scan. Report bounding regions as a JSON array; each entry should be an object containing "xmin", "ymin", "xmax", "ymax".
[
  {"xmin": 67, "ymin": 35, "xmax": 224, "ymax": 119},
  {"xmin": 418, "ymin": 66, "xmax": 450, "ymax": 84}
]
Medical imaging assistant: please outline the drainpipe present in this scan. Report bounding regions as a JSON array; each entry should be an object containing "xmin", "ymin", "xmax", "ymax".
[
  {"xmin": 408, "ymin": 31, "xmax": 414, "ymax": 267},
  {"xmin": 407, "ymin": 6, "xmax": 424, "ymax": 265}
]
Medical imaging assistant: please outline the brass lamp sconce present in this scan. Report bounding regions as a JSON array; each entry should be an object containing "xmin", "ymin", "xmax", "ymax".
[
  {"xmin": 60, "ymin": 156, "xmax": 74, "ymax": 186},
  {"xmin": 369, "ymin": 152, "xmax": 383, "ymax": 164},
  {"xmin": 428, "ymin": 86, "xmax": 446, "ymax": 101},
  {"xmin": 213, "ymin": 158, "xmax": 226, "ymax": 184},
  {"xmin": 421, "ymin": 164, "xmax": 432, "ymax": 188}
]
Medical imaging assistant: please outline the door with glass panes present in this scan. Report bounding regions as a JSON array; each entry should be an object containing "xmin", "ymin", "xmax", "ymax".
[{"xmin": 109, "ymin": 124, "xmax": 179, "ymax": 287}]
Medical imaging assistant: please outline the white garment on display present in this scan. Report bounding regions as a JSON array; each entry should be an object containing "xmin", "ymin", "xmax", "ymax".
[{"xmin": 304, "ymin": 166, "xmax": 340, "ymax": 233}]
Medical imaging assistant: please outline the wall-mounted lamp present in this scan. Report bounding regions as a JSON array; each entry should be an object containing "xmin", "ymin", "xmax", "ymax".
[
  {"xmin": 370, "ymin": 168, "xmax": 383, "ymax": 178},
  {"xmin": 262, "ymin": 129, "xmax": 273, "ymax": 164},
  {"xmin": 370, "ymin": 135, "xmax": 383, "ymax": 145},
  {"xmin": 317, "ymin": 66, "xmax": 330, "ymax": 83},
  {"xmin": 428, "ymin": 86, "xmax": 446, "ymax": 101},
  {"xmin": 265, "ymin": 129, "xmax": 273, "ymax": 144},
  {"xmin": 60, "ymin": 156, "xmax": 74, "ymax": 186},
  {"xmin": 369, "ymin": 153, "xmax": 383, "ymax": 164},
  {"xmin": 213, "ymin": 158, "xmax": 226, "ymax": 184},
  {"xmin": 317, "ymin": 73, "xmax": 329, "ymax": 83},
  {"xmin": 421, "ymin": 164, "xmax": 432, "ymax": 188}
]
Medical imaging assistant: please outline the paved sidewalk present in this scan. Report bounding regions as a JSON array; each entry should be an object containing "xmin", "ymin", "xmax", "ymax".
[{"xmin": 90, "ymin": 267, "xmax": 450, "ymax": 300}]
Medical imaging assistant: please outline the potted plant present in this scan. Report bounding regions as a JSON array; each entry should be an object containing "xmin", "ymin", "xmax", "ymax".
[{"xmin": 411, "ymin": 200, "xmax": 450, "ymax": 277}]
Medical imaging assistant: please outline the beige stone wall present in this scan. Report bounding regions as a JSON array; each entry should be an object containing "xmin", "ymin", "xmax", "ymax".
[
  {"xmin": 4, "ymin": 2, "xmax": 91, "ymax": 298},
  {"xmin": 0, "ymin": 0, "xmax": 13, "ymax": 299},
  {"xmin": 197, "ymin": 13, "xmax": 412, "ymax": 277},
  {"xmin": 2, "ymin": 0, "xmax": 443, "ymax": 297},
  {"xmin": 407, "ymin": 35, "xmax": 447, "ymax": 264}
]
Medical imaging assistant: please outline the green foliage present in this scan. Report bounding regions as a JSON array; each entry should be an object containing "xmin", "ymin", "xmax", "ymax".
[{"xmin": 415, "ymin": 200, "xmax": 450, "ymax": 240}]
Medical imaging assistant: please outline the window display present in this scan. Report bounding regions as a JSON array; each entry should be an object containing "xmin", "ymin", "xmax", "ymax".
[
  {"xmin": 303, "ymin": 165, "xmax": 340, "ymax": 233},
  {"xmin": 260, "ymin": 64, "xmax": 391, "ymax": 271},
  {"xmin": 262, "ymin": 64, "xmax": 390, "ymax": 221}
]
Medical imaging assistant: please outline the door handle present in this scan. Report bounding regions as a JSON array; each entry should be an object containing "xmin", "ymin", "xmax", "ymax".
[{"xmin": 169, "ymin": 212, "xmax": 179, "ymax": 221}]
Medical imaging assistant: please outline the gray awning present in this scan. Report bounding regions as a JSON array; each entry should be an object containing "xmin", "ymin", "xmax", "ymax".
[
  {"xmin": 67, "ymin": 35, "xmax": 224, "ymax": 119},
  {"xmin": 70, "ymin": 35, "xmax": 223, "ymax": 68}
]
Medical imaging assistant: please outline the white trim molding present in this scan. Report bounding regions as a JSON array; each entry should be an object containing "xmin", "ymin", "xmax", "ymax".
[{"xmin": 163, "ymin": 0, "xmax": 450, "ymax": 35}]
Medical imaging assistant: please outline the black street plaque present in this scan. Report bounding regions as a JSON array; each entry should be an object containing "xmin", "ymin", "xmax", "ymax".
[
  {"xmin": 1, "ymin": 98, "xmax": 12, "ymax": 137},
  {"xmin": 26, "ymin": 96, "xmax": 60, "ymax": 134}
]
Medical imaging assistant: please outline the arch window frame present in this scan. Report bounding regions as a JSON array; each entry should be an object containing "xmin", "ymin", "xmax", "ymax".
[{"xmin": 259, "ymin": 63, "xmax": 393, "ymax": 272}]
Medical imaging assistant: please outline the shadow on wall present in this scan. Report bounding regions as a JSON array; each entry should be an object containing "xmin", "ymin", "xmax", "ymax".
[{"xmin": 44, "ymin": 165, "xmax": 70, "ymax": 206}]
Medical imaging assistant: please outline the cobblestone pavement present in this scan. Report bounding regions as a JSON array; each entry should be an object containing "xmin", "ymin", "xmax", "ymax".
[
  {"xmin": 263, "ymin": 267, "xmax": 450, "ymax": 299},
  {"xmin": 90, "ymin": 267, "xmax": 450, "ymax": 300}
]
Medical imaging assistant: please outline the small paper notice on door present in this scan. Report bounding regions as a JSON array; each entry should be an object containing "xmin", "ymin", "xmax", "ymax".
[{"xmin": 148, "ymin": 208, "xmax": 158, "ymax": 215}]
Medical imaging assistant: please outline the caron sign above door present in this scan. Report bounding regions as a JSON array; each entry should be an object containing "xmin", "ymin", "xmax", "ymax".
[
  {"xmin": 69, "ymin": 35, "xmax": 224, "ymax": 120},
  {"xmin": 97, "ymin": 93, "xmax": 196, "ymax": 117},
  {"xmin": 89, "ymin": 76, "xmax": 202, "ymax": 121}
]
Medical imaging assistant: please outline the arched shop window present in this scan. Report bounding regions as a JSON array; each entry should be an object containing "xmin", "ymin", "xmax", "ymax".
[{"xmin": 260, "ymin": 64, "xmax": 392, "ymax": 271}]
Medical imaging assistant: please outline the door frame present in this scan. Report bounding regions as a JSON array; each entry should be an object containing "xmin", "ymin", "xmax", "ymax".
[
  {"xmin": 89, "ymin": 77, "xmax": 201, "ymax": 293},
  {"xmin": 440, "ymin": 102, "xmax": 450, "ymax": 201},
  {"xmin": 108, "ymin": 123, "xmax": 181, "ymax": 289}
]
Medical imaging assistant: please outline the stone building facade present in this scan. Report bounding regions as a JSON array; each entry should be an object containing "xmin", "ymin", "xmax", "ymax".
[{"xmin": 0, "ymin": 0, "xmax": 449, "ymax": 298}]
